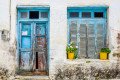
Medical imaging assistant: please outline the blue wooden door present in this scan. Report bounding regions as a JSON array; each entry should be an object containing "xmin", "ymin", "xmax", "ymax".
[{"xmin": 19, "ymin": 22, "xmax": 48, "ymax": 73}]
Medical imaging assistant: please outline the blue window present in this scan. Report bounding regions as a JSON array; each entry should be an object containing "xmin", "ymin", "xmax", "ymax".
[{"xmin": 67, "ymin": 7, "xmax": 107, "ymax": 59}]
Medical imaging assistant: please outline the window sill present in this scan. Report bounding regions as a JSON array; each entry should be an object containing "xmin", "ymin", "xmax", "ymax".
[{"xmin": 66, "ymin": 59, "xmax": 112, "ymax": 64}]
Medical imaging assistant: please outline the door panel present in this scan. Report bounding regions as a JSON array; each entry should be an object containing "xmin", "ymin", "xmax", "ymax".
[
  {"xmin": 36, "ymin": 25, "xmax": 46, "ymax": 36},
  {"xmin": 19, "ymin": 23, "xmax": 33, "ymax": 71},
  {"xmin": 36, "ymin": 37, "xmax": 46, "ymax": 49},
  {"xmin": 22, "ymin": 36, "xmax": 31, "ymax": 48},
  {"xmin": 35, "ymin": 23, "xmax": 47, "ymax": 72},
  {"xmin": 38, "ymin": 52, "xmax": 46, "ymax": 70},
  {"xmin": 20, "ymin": 52, "xmax": 33, "ymax": 71},
  {"xmin": 22, "ymin": 24, "xmax": 31, "ymax": 35}
]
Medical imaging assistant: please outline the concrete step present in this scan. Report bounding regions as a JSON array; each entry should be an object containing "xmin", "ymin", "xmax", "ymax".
[{"xmin": 15, "ymin": 75, "xmax": 49, "ymax": 80}]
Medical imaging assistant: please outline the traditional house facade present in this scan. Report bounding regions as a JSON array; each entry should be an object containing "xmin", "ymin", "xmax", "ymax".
[{"xmin": 0, "ymin": 0, "xmax": 120, "ymax": 80}]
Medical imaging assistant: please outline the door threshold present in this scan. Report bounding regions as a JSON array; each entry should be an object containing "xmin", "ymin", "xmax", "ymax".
[
  {"xmin": 17, "ymin": 70, "xmax": 47, "ymax": 76},
  {"xmin": 15, "ymin": 75, "xmax": 49, "ymax": 80}
]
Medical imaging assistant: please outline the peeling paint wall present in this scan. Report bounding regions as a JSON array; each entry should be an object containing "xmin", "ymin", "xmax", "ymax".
[{"xmin": 0, "ymin": 0, "xmax": 120, "ymax": 79}]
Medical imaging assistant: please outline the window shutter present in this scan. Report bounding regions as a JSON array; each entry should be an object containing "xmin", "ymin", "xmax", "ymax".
[
  {"xmin": 87, "ymin": 23, "xmax": 95, "ymax": 59},
  {"xmin": 96, "ymin": 21, "xmax": 106, "ymax": 58},
  {"xmin": 79, "ymin": 24, "xmax": 87, "ymax": 58},
  {"xmin": 69, "ymin": 23, "xmax": 77, "ymax": 47},
  {"xmin": 68, "ymin": 20, "xmax": 106, "ymax": 59}
]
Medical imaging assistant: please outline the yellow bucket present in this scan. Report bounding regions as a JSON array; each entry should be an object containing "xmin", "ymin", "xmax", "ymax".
[
  {"xmin": 68, "ymin": 53, "xmax": 74, "ymax": 59},
  {"xmin": 100, "ymin": 52, "xmax": 107, "ymax": 60}
]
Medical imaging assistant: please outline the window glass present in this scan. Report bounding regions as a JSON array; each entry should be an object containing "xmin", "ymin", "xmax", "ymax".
[
  {"xmin": 70, "ymin": 12, "xmax": 79, "ymax": 18},
  {"xmin": 94, "ymin": 12, "xmax": 104, "ymax": 18},
  {"xmin": 22, "ymin": 24, "xmax": 31, "ymax": 35},
  {"xmin": 20, "ymin": 12, "xmax": 28, "ymax": 18},
  {"xmin": 82, "ymin": 12, "xmax": 91, "ymax": 18},
  {"xmin": 29, "ymin": 11, "xmax": 39, "ymax": 19},
  {"xmin": 41, "ymin": 12, "xmax": 48, "ymax": 18}
]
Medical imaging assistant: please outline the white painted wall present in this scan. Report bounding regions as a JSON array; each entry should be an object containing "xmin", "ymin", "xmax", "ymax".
[{"xmin": 0, "ymin": 0, "xmax": 120, "ymax": 77}]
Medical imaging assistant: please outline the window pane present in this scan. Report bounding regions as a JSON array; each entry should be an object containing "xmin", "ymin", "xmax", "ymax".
[
  {"xmin": 82, "ymin": 12, "xmax": 91, "ymax": 18},
  {"xmin": 94, "ymin": 12, "xmax": 103, "ymax": 18},
  {"xmin": 41, "ymin": 12, "xmax": 48, "ymax": 18},
  {"xmin": 29, "ymin": 11, "xmax": 39, "ymax": 19},
  {"xmin": 22, "ymin": 24, "xmax": 31, "ymax": 35},
  {"xmin": 70, "ymin": 12, "xmax": 79, "ymax": 18},
  {"xmin": 20, "ymin": 12, "xmax": 28, "ymax": 18}
]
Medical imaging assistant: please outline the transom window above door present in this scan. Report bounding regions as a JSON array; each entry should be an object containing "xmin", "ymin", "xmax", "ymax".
[
  {"xmin": 18, "ymin": 8, "xmax": 49, "ymax": 20},
  {"xmin": 67, "ymin": 7, "xmax": 107, "ymax": 59}
]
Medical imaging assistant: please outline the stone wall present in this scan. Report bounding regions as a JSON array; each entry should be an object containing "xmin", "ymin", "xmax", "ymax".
[{"xmin": 53, "ymin": 60, "xmax": 120, "ymax": 80}]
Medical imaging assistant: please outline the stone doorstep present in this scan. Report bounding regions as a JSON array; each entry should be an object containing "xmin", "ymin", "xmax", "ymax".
[{"xmin": 15, "ymin": 75, "xmax": 49, "ymax": 80}]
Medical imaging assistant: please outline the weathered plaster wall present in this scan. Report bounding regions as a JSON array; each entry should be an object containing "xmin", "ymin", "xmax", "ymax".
[
  {"xmin": 0, "ymin": 0, "xmax": 120, "ymax": 79},
  {"xmin": 0, "ymin": 0, "xmax": 16, "ymax": 74},
  {"xmin": 0, "ymin": 0, "xmax": 10, "ymax": 51}
]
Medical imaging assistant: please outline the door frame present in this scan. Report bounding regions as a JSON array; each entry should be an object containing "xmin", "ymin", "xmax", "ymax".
[
  {"xmin": 17, "ymin": 7, "xmax": 50, "ymax": 75},
  {"xmin": 17, "ymin": 21, "xmax": 49, "ymax": 75}
]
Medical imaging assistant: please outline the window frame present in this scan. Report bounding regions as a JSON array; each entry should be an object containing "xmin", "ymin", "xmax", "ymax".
[
  {"xmin": 67, "ymin": 7, "xmax": 108, "ymax": 59},
  {"xmin": 67, "ymin": 7, "xmax": 107, "ymax": 19}
]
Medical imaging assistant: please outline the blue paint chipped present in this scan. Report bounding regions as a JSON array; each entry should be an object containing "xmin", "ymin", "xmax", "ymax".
[{"xmin": 17, "ymin": 7, "xmax": 50, "ymax": 74}]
